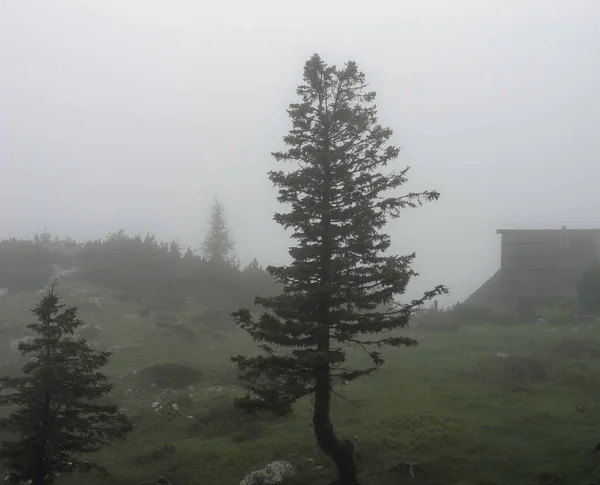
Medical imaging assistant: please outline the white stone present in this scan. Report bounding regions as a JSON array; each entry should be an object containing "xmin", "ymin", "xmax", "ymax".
[
  {"xmin": 240, "ymin": 461, "xmax": 296, "ymax": 485},
  {"xmin": 205, "ymin": 386, "xmax": 223, "ymax": 395},
  {"xmin": 88, "ymin": 296, "xmax": 104, "ymax": 307}
]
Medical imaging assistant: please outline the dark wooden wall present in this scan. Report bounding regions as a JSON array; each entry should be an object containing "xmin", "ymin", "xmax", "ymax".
[
  {"xmin": 467, "ymin": 230, "xmax": 600, "ymax": 312},
  {"xmin": 500, "ymin": 230, "xmax": 600, "ymax": 272}
]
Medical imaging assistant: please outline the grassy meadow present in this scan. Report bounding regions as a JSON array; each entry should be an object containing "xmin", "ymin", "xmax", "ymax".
[{"xmin": 3, "ymin": 281, "xmax": 600, "ymax": 485}]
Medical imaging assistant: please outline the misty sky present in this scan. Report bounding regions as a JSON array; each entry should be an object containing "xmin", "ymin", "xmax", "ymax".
[{"xmin": 1, "ymin": 0, "xmax": 600, "ymax": 305}]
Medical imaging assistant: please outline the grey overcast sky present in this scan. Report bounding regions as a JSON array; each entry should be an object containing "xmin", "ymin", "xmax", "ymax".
[{"xmin": 1, "ymin": 0, "xmax": 599, "ymax": 304}]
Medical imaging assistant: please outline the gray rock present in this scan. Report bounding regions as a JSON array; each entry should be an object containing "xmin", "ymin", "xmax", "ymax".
[
  {"xmin": 240, "ymin": 460, "xmax": 296, "ymax": 485},
  {"xmin": 88, "ymin": 297, "xmax": 104, "ymax": 308}
]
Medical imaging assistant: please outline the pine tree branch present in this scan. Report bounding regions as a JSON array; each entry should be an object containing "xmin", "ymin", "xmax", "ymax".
[{"xmin": 329, "ymin": 384, "xmax": 369, "ymax": 407}]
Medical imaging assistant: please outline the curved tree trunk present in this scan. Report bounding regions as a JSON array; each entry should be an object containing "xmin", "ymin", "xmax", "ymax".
[{"xmin": 313, "ymin": 369, "xmax": 360, "ymax": 485}]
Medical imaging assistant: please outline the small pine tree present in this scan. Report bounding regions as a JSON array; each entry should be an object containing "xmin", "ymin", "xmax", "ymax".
[
  {"xmin": 243, "ymin": 258, "xmax": 262, "ymax": 274},
  {"xmin": 0, "ymin": 283, "xmax": 132, "ymax": 485},
  {"xmin": 169, "ymin": 240, "xmax": 182, "ymax": 259},
  {"xmin": 33, "ymin": 228, "xmax": 52, "ymax": 245},
  {"xmin": 201, "ymin": 195, "xmax": 235, "ymax": 264},
  {"xmin": 182, "ymin": 246, "xmax": 196, "ymax": 260},
  {"xmin": 231, "ymin": 54, "xmax": 447, "ymax": 485}
]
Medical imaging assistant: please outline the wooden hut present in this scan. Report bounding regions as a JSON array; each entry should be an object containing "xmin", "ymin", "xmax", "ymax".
[{"xmin": 466, "ymin": 227, "xmax": 600, "ymax": 312}]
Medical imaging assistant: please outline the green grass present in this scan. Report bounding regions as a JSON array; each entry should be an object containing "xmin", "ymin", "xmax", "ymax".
[{"xmin": 3, "ymin": 284, "xmax": 600, "ymax": 485}]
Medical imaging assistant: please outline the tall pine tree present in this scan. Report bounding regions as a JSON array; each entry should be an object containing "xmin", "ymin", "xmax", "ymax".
[
  {"xmin": 201, "ymin": 195, "xmax": 236, "ymax": 264},
  {"xmin": 231, "ymin": 54, "xmax": 447, "ymax": 485},
  {"xmin": 0, "ymin": 283, "xmax": 132, "ymax": 485}
]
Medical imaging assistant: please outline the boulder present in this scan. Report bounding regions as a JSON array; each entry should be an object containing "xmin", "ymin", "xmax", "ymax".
[{"xmin": 240, "ymin": 461, "xmax": 296, "ymax": 485}]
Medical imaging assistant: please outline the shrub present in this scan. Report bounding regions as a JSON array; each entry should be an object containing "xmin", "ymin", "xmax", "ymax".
[
  {"xmin": 77, "ymin": 230, "xmax": 281, "ymax": 314},
  {"xmin": 0, "ymin": 238, "xmax": 71, "ymax": 290}
]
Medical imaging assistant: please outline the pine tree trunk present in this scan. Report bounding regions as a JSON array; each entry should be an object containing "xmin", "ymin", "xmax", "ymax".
[
  {"xmin": 31, "ymin": 450, "xmax": 48, "ymax": 485},
  {"xmin": 31, "ymin": 336, "xmax": 53, "ymax": 485},
  {"xmin": 313, "ymin": 370, "xmax": 361, "ymax": 485},
  {"xmin": 313, "ymin": 126, "xmax": 359, "ymax": 484},
  {"xmin": 31, "ymin": 472, "xmax": 46, "ymax": 485},
  {"xmin": 30, "ymin": 398, "xmax": 50, "ymax": 485}
]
